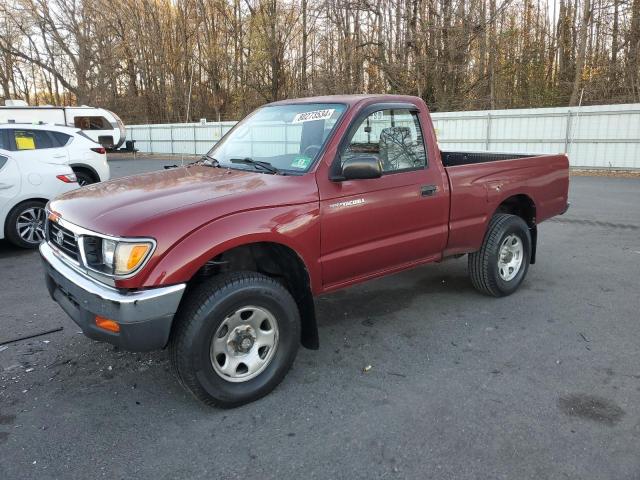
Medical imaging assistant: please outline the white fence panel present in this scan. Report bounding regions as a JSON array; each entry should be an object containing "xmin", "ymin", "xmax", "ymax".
[
  {"xmin": 126, "ymin": 104, "xmax": 640, "ymax": 169},
  {"xmin": 431, "ymin": 103, "xmax": 640, "ymax": 168},
  {"xmin": 126, "ymin": 121, "xmax": 237, "ymax": 156}
]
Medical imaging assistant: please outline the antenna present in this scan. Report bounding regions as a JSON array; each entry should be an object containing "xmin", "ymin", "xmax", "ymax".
[
  {"xmin": 567, "ymin": 88, "xmax": 584, "ymax": 156},
  {"xmin": 183, "ymin": 56, "xmax": 196, "ymax": 167},
  {"xmin": 185, "ymin": 58, "xmax": 195, "ymax": 124}
]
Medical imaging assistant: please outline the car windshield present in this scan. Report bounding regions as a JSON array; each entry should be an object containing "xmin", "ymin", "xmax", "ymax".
[{"xmin": 207, "ymin": 103, "xmax": 347, "ymax": 174}]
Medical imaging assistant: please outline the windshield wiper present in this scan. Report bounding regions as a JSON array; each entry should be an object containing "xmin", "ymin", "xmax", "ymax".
[
  {"xmin": 230, "ymin": 157, "xmax": 281, "ymax": 175},
  {"xmin": 165, "ymin": 154, "xmax": 220, "ymax": 170}
]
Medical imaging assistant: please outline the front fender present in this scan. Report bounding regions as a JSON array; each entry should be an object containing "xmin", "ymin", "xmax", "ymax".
[{"xmin": 139, "ymin": 203, "xmax": 321, "ymax": 291}]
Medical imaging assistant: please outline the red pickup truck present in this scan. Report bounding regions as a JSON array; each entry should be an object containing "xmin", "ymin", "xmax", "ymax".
[{"xmin": 41, "ymin": 95, "xmax": 569, "ymax": 407}]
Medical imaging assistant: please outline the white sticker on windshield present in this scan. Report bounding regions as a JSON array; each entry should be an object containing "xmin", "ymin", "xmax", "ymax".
[{"xmin": 292, "ymin": 109, "xmax": 335, "ymax": 124}]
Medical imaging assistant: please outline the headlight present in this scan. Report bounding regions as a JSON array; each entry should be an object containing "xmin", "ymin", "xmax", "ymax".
[
  {"xmin": 84, "ymin": 236, "xmax": 154, "ymax": 277},
  {"xmin": 102, "ymin": 239, "xmax": 116, "ymax": 267}
]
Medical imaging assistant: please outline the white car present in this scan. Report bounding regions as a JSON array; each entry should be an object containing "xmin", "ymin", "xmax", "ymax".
[
  {"xmin": 0, "ymin": 123, "xmax": 110, "ymax": 186},
  {"xmin": 0, "ymin": 148, "xmax": 79, "ymax": 248}
]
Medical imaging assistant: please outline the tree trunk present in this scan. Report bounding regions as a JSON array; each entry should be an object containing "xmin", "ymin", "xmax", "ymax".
[
  {"xmin": 489, "ymin": 0, "xmax": 496, "ymax": 109},
  {"xmin": 301, "ymin": 0, "xmax": 307, "ymax": 93},
  {"xmin": 627, "ymin": 0, "xmax": 640, "ymax": 100},
  {"xmin": 610, "ymin": 0, "xmax": 619, "ymax": 83},
  {"xmin": 569, "ymin": 0, "xmax": 591, "ymax": 105}
]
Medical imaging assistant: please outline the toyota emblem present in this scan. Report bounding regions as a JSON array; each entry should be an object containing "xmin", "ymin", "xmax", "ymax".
[{"xmin": 56, "ymin": 229, "xmax": 64, "ymax": 245}]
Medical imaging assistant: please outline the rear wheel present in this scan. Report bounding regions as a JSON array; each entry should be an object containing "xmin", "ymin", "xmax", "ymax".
[
  {"xmin": 468, "ymin": 214, "xmax": 531, "ymax": 297},
  {"xmin": 5, "ymin": 200, "xmax": 47, "ymax": 248},
  {"xmin": 169, "ymin": 271, "xmax": 300, "ymax": 408},
  {"xmin": 73, "ymin": 169, "xmax": 95, "ymax": 186}
]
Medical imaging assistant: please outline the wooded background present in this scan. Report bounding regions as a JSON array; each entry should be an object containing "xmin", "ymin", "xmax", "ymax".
[{"xmin": 1, "ymin": 0, "xmax": 639, "ymax": 124}]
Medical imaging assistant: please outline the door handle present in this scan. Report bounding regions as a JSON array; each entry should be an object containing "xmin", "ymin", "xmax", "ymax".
[{"xmin": 421, "ymin": 184, "xmax": 438, "ymax": 197}]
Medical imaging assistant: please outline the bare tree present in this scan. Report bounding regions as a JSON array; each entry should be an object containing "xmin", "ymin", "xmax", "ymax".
[{"xmin": 0, "ymin": 0, "xmax": 638, "ymax": 122}]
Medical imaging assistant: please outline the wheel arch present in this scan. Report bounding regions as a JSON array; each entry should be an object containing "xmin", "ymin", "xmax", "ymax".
[
  {"xmin": 70, "ymin": 164, "xmax": 99, "ymax": 183},
  {"xmin": 184, "ymin": 241, "xmax": 319, "ymax": 350},
  {"xmin": 493, "ymin": 194, "xmax": 537, "ymax": 264}
]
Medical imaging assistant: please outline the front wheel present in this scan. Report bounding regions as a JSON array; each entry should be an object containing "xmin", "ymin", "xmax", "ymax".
[
  {"xmin": 169, "ymin": 271, "xmax": 300, "ymax": 408},
  {"xmin": 468, "ymin": 213, "xmax": 531, "ymax": 297}
]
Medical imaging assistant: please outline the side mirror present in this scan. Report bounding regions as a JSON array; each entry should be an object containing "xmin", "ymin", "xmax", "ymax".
[{"xmin": 332, "ymin": 154, "xmax": 382, "ymax": 181}]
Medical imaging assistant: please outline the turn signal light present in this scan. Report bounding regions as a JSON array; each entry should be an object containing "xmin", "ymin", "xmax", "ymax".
[
  {"xmin": 113, "ymin": 242, "xmax": 152, "ymax": 275},
  {"xmin": 126, "ymin": 245, "xmax": 149, "ymax": 270},
  {"xmin": 95, "ymin": 316, "xmax": 120, "ymax": 333}
]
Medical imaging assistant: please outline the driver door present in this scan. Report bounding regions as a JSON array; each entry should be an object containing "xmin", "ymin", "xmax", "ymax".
[{"xmin": 318, "ymin": 106, "xmax": 449, "ymax": 289}]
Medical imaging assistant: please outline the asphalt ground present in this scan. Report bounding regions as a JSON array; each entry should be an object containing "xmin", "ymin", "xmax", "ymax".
[{"xmin": 1, "ymin": 157, "xmax": 639, "ymax": 479}]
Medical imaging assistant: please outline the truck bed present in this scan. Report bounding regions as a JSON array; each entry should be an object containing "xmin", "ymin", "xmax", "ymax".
[
  {"xmin": 441, "ymin": 151, "xmax": 534, "ymax": 167},
  {"xmin": 442, "ymin": 152, "xmax": 570, "ymax": 257}
]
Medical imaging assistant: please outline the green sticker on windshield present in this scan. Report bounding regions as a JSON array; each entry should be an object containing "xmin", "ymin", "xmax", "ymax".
[{"xmin": 291, "ymin": 155, "xmax": 312, "ymax": 169}]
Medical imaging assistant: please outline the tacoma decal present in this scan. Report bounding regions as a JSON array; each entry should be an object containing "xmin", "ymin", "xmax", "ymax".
[{"xmin": 329, "ymin": 198, "xmax": 365, "ymax": 209}]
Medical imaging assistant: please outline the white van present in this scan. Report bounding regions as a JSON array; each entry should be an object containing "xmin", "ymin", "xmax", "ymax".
[{"xmin": 0, "ymin": 100, "xmax": 126, "ymax": 149}]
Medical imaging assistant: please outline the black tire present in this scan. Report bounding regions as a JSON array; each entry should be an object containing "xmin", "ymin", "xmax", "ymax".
[
  {"xmin": 4, "ymin": 200, "xmax": 47, "ymax": 249},
  {"xmin": 169, "ymin": 271, "xmax": 301, "ymax": 408},
  {"xmin": 74, "ymin": 170, "xmax": 95, "ymax": 186},
  {"xmin": 468, "ymin": 213, "xmax": 531, "ymax": 297}
]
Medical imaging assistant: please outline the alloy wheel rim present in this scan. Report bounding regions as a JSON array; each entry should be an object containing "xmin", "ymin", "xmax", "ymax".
[
  {"xmin": 16, "ymin": 207, "xmax": 46, "ymax": 244},
  {"xmin": 497, "ymin": 234, "xmax": 523, "ymax": 281},
  {"xmin": 210, "ymin": 305, "xmax": 279, "ymax": 383}
]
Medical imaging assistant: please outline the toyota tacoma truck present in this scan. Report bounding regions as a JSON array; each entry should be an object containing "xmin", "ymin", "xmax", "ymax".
[{"xmin": 40, "ymin": 95, "xmax": 569, "ymax": 407}]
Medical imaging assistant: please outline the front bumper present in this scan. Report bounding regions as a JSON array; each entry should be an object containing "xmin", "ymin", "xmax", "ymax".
[{"xmin": 40, "ymin": 242, "xmax": 185, "ymax": 351}]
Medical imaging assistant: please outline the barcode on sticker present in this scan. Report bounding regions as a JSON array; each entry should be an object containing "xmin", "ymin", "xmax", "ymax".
[{"xmin": 292, "ymin": 109, "xmax": 335, "ymax": 123}]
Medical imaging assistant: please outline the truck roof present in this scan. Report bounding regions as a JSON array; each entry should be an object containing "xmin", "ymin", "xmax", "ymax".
[{"xmin": 268, "ymin": 94, "xmax": 424, "ymax": 107}]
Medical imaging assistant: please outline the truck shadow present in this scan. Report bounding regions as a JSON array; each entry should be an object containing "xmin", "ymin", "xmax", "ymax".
[{"xmin": 315, "ymin": 266, "xmax": 475, "ymax": 327}]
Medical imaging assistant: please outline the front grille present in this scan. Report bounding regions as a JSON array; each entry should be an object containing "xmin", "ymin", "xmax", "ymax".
[{"xmin": 48, "ymin": 220, "xmax": 80, "ymax": 261}]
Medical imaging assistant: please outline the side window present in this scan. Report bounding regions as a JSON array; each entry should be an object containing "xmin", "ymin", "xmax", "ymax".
[
  {"xmin": 0, "ymin": 155, "xmax": 7, "ymax": 171},
  {"xmin": 0, "ymin": 130, "xmax": 8, "ymax": 150},
  {"xmin": 51, "ymin": 131, "xmax": 72, "ymax": 147},
  {"xmin": 74, "ymin": 116, "xmax": 111, "ymax": 130},
  {"xmin": 14, "ymin": 130, "xmax": 36, "ymax": 150},
  {"xmin": 342, "ymin": 109, "xmax": 427, "ymax": 173},
  {"xmin": 13, "ymin": 130, "xmax": 54, "ymax": 150}
]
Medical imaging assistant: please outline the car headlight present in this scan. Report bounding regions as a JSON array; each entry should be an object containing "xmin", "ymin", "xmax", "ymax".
[
  {"xmin": 85, "ymin": 236, "xmax": 154, "ymax": 277},
  {"xmin": 102, "ymin": 239, "xmax": 116, "ymax": 267}
]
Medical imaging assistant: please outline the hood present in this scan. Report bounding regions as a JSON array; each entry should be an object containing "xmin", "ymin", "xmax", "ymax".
[{"xmin": 49, "ymin": 165, "xmax": 319, "ymax": 237}]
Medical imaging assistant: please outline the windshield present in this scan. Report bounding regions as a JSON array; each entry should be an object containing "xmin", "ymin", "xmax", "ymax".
[{"xmin": 207, "ymin": 103, "xmax": 347, "ymax": 174}]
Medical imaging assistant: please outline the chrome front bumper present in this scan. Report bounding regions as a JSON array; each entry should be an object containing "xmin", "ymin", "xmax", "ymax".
[{"xmin": 40, "ymin": 241, "xmax": 186, "ymax": 351}]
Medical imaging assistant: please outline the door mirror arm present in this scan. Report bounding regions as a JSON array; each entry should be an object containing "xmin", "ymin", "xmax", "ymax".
[{"xmin": 329, "ymin": 154, "xmax": 346, "ymax": 182}]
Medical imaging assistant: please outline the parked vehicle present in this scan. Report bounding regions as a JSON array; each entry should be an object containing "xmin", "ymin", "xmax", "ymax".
[
  {"xmin": 0, "ymin": 124, "xmax": 110, "ymax": 186},
  {"xmin": 0, "ymin": 100, "xmax": 126, "ymax": 149},
  {"xmin": 0, "ymin": 148, "xmax": 78, "ymax": 248},
  {"xmin": 40, "ymin": 95, "xmax": 570, "ymax": 407}
]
